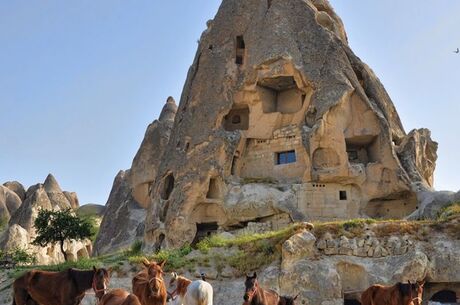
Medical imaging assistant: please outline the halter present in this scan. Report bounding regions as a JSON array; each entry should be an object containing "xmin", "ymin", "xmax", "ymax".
[
  {"xmin": 245, "ymin": 284, "xmax": 259, "ymax": 303},
  {"xmin": 148, "ymin": 276, "xmax": 164, "ymax": 297},
  {"xmin": 92, "ymin": 274, "xmax": 108, "ymax": 297},
  {"xmin": 411, "ymin": 296, "xmax": 422, "ymax": 304}
]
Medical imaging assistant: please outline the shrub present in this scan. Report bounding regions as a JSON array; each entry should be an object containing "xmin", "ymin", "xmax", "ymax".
[
  {"xmin": 438, "ymin": 202, "xmax": 460, "ymax": 220},
  {"xmin": 0, "ymin": 248, "xmax": 36, "ymax": 266}
]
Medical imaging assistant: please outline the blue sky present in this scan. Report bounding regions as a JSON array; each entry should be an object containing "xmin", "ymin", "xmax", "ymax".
[{"xmin": 1, "ymin": 1, "xmax": 459, "ymax": 205}]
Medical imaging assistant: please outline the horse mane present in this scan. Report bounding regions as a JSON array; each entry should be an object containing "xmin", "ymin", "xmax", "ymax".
[
  {"xmin": 176, "ymin": 276, "xmax": 192, "ymax": 297},
  {"xmin": 68, "ymin": 268, "xmax": 95, "ymax": 291}
]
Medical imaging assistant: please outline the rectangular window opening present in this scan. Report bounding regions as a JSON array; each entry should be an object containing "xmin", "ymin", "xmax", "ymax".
[
  {"xmin": 339, "ymin": 190, "xmax": 347, "ymax": 201},
  {"xmin": 276, "ymin": 150, "xmax": 296, "ymax": 165}
]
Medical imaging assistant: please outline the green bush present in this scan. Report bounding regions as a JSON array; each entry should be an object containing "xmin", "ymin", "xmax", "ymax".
[
  {"xmin": 0, "ymin": 248, "xmax": 36, "ymax": 266},
  {"xmin": 438, "ymin": 202, "xmax": 460, "ymax": 220}
]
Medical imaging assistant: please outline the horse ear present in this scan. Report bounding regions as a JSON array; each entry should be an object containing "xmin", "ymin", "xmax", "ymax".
[
  {"xmin": 408, "ymin": 280, "xmax": 411, "ymax": 285},
  {"xmin": 158, "ymin": 259, "xmax": 167, "ymax": 268},
  {"xmin": 107, "ymin": 267, "xmax": 113, "ymax": 275},
  {"xmin": 141, "ymin": 258, "xmax": 151, "ymax": 268},
  {"xmin": 253, "ymin": 272, "xmax": 257, "ymax": 278},
  {"xmin": 418, "ymin": 280, "xmax": 425, "ymax": 288},
  {"xmin": 293, "ymin": 294, "xmax": 299, "ymax": 300},
  {"xmin": 93, "ymin": 266, "xmax": 97, "ymax": 272}
]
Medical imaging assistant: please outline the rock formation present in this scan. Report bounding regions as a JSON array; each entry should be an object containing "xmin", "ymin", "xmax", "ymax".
[
  {"xmin": 0, "ymin": 174, "xmax": 91, "ymax": 265},
  {"xmin": 130, "ymin": 0, "xmax": 438, "ymax": 249},
  {"xmin": 93, "ymin": 98, "xmax": 177, "ymax": 255},
  {"xmin": 0, "ymin": 185, "xmax": 22, "ymax": 227},
  {"xmin": 93, "ymin": 170, "xmax": 145, "ymax": 255}
]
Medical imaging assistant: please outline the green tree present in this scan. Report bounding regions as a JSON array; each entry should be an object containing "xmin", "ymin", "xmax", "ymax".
[{"xmin": 32, "ymin": 209, "xmax": 92, "ymax": 261}]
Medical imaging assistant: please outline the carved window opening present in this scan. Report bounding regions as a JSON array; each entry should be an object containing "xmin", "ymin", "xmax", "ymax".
[
  {"xmin": 231, "ymin": 152, "xmax": 240, "ymax": 175},
  {"xmin": 206, "ymin": 178, "xmax": 221, "ymax": 199},
  {"xmin": 339, "ymin": 190, "xmax": 347, "ymax": 200},
  {"xmin": 192, "ymin": 222, "xmax": 218, "ymax": 245},
  {"xmin": 232, "ymin": 115, "xmax": 241, "ymax": 124},
  {"xmin": 276, "ymin": 150, "xmax": 296, "ymax": 165},
  {"xmin": 346, "ymin": 136, "xmax": 378, "ymax": 165},
  {"xmin": 236, "ymin": 36, "xmax": 245, "ymax": 65},
  {"xmin": 431, "ymin": 290, "xmax": 457, "ymax": 303},
  {"xmin": 258, "ymin": 76, "xmax": 304, "ymax": 114},
  {"xmin": 161, "ymin": 173, "xmax": 175, "ymax": 200},
  {"xmin": 223, "ymin": 106, "xmax": 249, "ymax": 131}
]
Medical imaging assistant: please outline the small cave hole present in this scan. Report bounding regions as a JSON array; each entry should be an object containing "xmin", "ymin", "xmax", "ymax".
[
  {"xmin": 206, "ymin": 178, "xmax": 222, "ymax": 199},
  {"xmin": 161, "ymin": 173, "xmax": 175, "ymax": 200},
  {"xmin": 236, "ymin": 35, "xmax": 245, "ymax": 65},
  {"xmin": 339, "ymin": 190, "xmax": 347, "ymax": 200},
  {"xmin": 192, "ymin": 222, "xmax": 219, "ymax": 245}
]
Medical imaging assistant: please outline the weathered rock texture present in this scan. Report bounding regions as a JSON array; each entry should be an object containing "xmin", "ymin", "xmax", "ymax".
[
  {"xmin": 137, "ymin": 0, "xmax": 438, "ymax": 249},
  {"xmin": 0, "ymin": 175, "xmax": 90, "ymax": 265},
  {"xmin": 93, "ymin": 170, "xmax": 145, "ymax": 255},
  {"xmin": 93, "ymin": 98, "xmax": 176, "ymax": 255}
]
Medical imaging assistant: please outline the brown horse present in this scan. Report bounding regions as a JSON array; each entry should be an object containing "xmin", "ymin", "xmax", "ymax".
[
  {"xmin": 132, "ymin": 258, "xmax": 167, "ymax": 305},
  {"xmin": 243, "ymin": 273, "xmax": 297, "ymax": 305},
  {"xmin": 99, "ymin": 289, "xmax": 142, "ymax": 305},
  {"xmin": 361, "ymin": 281, "xmax": 425, "ymax": 305},
  {"xmin": 13, "ymin": 266, "xmax": 110, "ymax": 305}
]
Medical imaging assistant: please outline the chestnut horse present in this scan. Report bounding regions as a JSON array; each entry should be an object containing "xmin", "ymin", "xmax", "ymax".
[
  {"xmin": 132, "ymin": 258, "xmax": 167, "ymax": 305},
  {"xmin": 167, "ymin": 272, "xmax": 213, "ymax": 305},
  {"xmin": 13, "ymin": 266, "xmax": 110, "ymax": 305},
  {"xmin": 361, "ymin": 281, "xmax": 425, "ymax": 305},
  {"xmin": 100, "ymin": 289, "xmax": 142, "ymax": 305},
  {"xmin": 243, "ymin": 273, "xmax": 298, "ymax": 305}
]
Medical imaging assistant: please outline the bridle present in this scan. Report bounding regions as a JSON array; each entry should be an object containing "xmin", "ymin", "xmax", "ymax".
[
  {"xmin": 245, "ymin": 283, "xmax": 259, "ymax": 303},
  {"xmin": 411, "ymin": 296, "xmax": 423, "ymax": 305},
  {"xmin": 148, "ymin": 275, "xmax": 164, "ymax": 297},
  {"xmin": 91, "ymin": 273, "xmax": 109, "ymax": 302}
]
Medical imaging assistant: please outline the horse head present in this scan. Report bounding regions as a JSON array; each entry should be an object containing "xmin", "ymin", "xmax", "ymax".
[
  {"xmin": 142, "ymin": 258, "xmax": 166, "ymax": 297},
  {"xmin": 92, "ymin": 266, "xmax": 111, "ymax": 300},
  {"xmin": 243, "ymin": 272, "xmax": 258, "ymax": 303},
  {"xmin": 410, "ymin": 280, "xmax": 425, "ymax": 305}
]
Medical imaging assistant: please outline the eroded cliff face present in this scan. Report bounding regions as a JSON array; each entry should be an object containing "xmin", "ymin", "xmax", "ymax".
[
  {"xmin": 93, "ymin": 98, "xmax": 176, "ymax": 254},
  {"xmin": 0, "ymin": 175, "xmax": 91, "ymax": 265},
  {"xmin": 139, "ymin": 0, "xmax": 437, "ymax": 249}
]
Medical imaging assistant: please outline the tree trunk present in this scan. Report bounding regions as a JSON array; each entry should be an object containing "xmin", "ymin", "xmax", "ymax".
[{"xmin": 60, "ymin": 240, "xmax": 67, "ymax": 261}]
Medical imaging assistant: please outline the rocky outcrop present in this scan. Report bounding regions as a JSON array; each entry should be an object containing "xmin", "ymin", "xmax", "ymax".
[
  {"xmin": 139, "ymin": 0, "xmax": 438, "ymax": 249},
  {"xmin": 0, "ymin": 186, "xmax": 21, "ymax": 226},
  {"xmin": 130, "ymin": 97, "xmax": 177, "ymax": 208},
  {"xmin": 0, "ymin": 174, "xmax": 90, "ymax": 265},
  {"xmin": 93, "ymin": 170, "xmax": 146, "ymax": 255},
  {"xmin": 94, "ymin": 98, "xmax": 176, "ymax": 254},
  {"xmin": 397, "ymin": 128, "xmax": 438, "ymax": 190},
  {"xmin": 3, "ymin": 181, "xmax": 26, "ymax": 201},
  {"xmin": 408, "ymin": 190, "xmax": 460, "ymax": 220}
]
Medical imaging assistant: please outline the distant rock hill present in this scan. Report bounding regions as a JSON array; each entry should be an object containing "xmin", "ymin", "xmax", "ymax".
[{"xmin": 0, "ymin": 174, "xmax": 91, "ymax": 265}]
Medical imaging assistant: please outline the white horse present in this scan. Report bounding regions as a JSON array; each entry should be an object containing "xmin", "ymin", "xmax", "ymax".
[{"xmin": 167, "ymin": 272, "xmax": 213, "ymax": 305}]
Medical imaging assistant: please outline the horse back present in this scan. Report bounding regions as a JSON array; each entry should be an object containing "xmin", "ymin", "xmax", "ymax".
[{"xmin": 185, "ymin": 280, "xmax": 213, "ymax": 305}]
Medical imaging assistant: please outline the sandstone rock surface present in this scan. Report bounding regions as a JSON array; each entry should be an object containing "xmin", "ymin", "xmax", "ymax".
[
  {"xmin": 93, "ymin": 170, "xmax": 145, "ymax": 255},
  {"xmin": 0, "ymin": 174, "xmax": 90, "ymax": 265},
  {"xmin": 137, "ymin": 0, "xmax": 438, "ymax": 248}
]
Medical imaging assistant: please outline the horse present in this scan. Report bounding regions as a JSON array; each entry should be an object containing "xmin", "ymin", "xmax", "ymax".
[
  {"xmin": 167, "ymin": 272, "xmax": 213, "ymax": 305},
  {"xmin": 99, "ymin": 289, "xmax": 142, "ymax": 305},
  {"xmin": 243, "ymin": 272, "xmax": 298, "ymax": 305},
  {"xmin": 361, "ymin": 280, "xmax": 425, "ymax": 305},
  {"xmin": 278, "ymin": 295, "xmax": 299, "ymax": 305},
  {"xmin": 12, "ymin": 266, "xmax": 110, "ymax": 305},
  {"xmin": 132, "ymin": 258, "xmax": 168, "ymax": 305}
]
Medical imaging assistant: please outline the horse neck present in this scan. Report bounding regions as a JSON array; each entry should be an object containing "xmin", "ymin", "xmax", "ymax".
[
  {"xmin": 252, "ymin": 284, "xmax": 266, "ymax": 305},
  {"xmin": 70, "ymin": 269, "xmax": 95, "ymax": 292}
]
